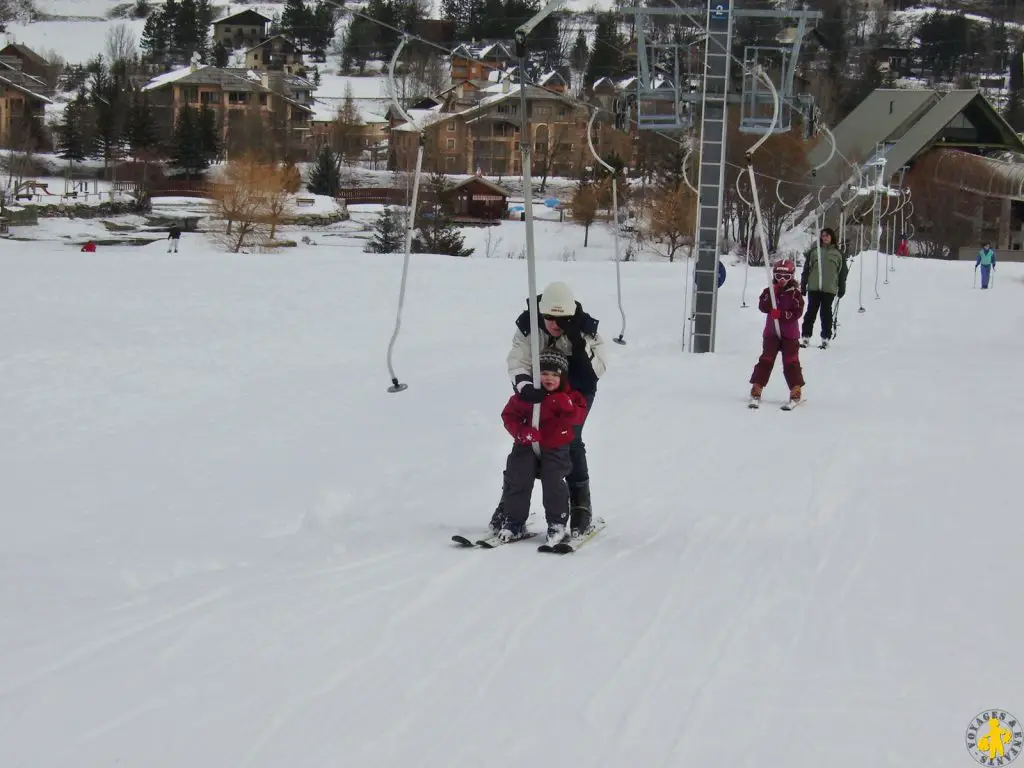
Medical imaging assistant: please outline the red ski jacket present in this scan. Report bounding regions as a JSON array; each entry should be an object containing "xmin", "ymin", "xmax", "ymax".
[{"xmin": 501, "ymin": 386, "xmax": 588, "ymax": 449}]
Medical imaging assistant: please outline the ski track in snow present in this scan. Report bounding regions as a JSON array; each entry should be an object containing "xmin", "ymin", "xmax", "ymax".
[{"xmin": 1, "ymin": 246, "xmax": 1023, "ymax": 767}]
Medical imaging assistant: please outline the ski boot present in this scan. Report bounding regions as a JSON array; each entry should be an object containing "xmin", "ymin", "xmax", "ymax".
[
  {"xmin": 545, "ymin": 522, "xmax": 568, "ymax": 547},
  {"xmin": 569, "ymin": 481, "xmax": 592, "ymax": 537},
  {"xmin": 488, "ymin": 505, "xmax": 505, "ymax": 536},
  {"xmin": 790, "ymin": 385, "xmax": 802, "ymax": 401},
  {"xmin": 498, "ymin": 520, "xmax": 527, "ymax": 543},
  {"xmin": 799, "ymin": 336, "xmax": 811, "ymax": 348},
  {"xmin": 819, "ymin": 338, "xmax": 830, "ymax": 349},
  {"xmin": 749, "ymin": 383, "xmax": 763, "ymax": 408}
]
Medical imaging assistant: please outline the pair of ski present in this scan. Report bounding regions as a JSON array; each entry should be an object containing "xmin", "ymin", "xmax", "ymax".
[
  {"xmin": 748, "ymin": 397, "xmax": 803, "ymax": 411},
  {"xmin": 452, "ymin": 518, "xmax": 606, "ymax": 555}
]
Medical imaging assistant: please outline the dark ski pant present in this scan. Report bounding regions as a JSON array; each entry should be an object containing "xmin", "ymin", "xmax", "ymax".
[
  {"xmin": 802, "ymin": 290, "xmax": 836, "ymax": 340},
  {"xmin": 980, "ymin": 264, "xmax": 992, "ymax": 289},
  {"xmin": 750, "ymin": 335, "xmax": 804, "ymax": 389},
  {"xmin": 501, "ymin": 444, "xmax": 572, "ymax": 528},
  {"xmin": 567, "ymin": 391, "xmax": 594, "ymax": 490}
]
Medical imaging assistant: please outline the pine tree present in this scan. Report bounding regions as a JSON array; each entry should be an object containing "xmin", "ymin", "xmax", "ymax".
[
  {"xmin": 56, "ymin": 98, "xmax": 90, "ymax": 162},
  {"xmin": 307, "ymin": 0, "xmax": 337, "ymax": 60},
  {"xmin": 140, "ymin": 10, "xmax": 169, "ymax": 62},
  {"xmin": 365, "ymin": 206, "xmax": 405, "ymax": 253},
  {"xmin": 570, "ymin": 28, "xmax": 588, "ymax": 73},
  {"xmin": 171, "ymin": 105, "xmax": 208, "ymax": 176},
  {"xmin": 212, "ymin": 40, "xmax": 228, "ymax": 67},
  {"xmin": 412, "ymin": 172, "xmax": 474, "ymax": 257},
  {"xmin": 57, "ymin": 88, "xmax": 95, "ymax": 162},
  {"xmin": 127, "ymin": 91, "xmax": 159, "ymax": 157},
  {"xmin": 198, "ymin": 105, "xmax": 220, "ymax": 161},
  {"xmin": 584, "ymin": 12, "xmax": 625, "ymax": 88},
  {"xmin": 282, "ymin": 0, "xmax": 311, "ymax": 47},
  {"xmin": 307, "ymin": 145, "xmax": 341, "ymax": 196}
]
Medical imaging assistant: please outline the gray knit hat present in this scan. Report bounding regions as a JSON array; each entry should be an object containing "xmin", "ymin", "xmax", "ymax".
[{"xmin": 539, "ymin": 349, "xmax": 568, "ymax": 375}]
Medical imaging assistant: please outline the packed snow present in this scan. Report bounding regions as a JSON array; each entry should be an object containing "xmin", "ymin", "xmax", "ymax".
[{"xmin": 1, "ymin": 229, "xmax": 1023, "ymax": 767}]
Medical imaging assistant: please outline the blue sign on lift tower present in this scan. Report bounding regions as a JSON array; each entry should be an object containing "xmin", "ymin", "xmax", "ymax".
[{"xmin": 710, "ymin": 1, "xmax": 728, "ymax": 20}]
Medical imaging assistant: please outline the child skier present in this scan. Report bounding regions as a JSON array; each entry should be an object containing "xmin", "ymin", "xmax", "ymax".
[
  {"xmin": 976, "ymin": 242, "xmax": 996, "ymax": 289},
  {"xmin": 495, "ymin": 349, "xmax": 588, "ymax": 546},
  {"xmin": 750, "ymin": 258, "xmax": 805, "ymax": 408}
]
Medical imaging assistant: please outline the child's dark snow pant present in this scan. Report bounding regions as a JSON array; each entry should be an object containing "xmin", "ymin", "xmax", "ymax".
[
  {"xmin": 501, "ymin": 444, "xmax": 572, "ymax": 528},
  {"xmin": 802, "ymin": 290, "xmax": 835, "ymax": 340},
  {"xmin": 751, "ymin": 336, "xmax": 804, "ymax": 389},
  {"xmin": 980, "ymin": 264, "xmax": 992, "ymax": 289}
]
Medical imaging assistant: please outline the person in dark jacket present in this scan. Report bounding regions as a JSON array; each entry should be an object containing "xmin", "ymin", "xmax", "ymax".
[
  {"xmin": 800, "ymin": 228, "xmax": 848, "ymax": 349},
  {"xmin": 496, "ymin": 349, "xmax": 588, "ymax": 546},
  {"xmin": 167, "ymin": 224, "xmax": 181, "ymax": 253},
  {"xmin": 490, "ymin": 281, "xmax": 608, "ymax": 538}
]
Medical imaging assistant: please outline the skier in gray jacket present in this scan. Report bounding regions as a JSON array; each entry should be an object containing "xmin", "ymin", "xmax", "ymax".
[{"xmin": 490, "ymin": 281, "xmax": 608, "ymax": 537}]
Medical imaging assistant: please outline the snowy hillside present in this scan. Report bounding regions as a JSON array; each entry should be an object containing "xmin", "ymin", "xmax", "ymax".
[{"xmin": 1, "ymin": 236, "xmax": 1023, "ymax": 767}]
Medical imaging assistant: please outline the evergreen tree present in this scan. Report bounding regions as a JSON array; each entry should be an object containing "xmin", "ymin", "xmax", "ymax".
[
  {"xmin": 365, "ymin": 206, "xmax": 404, "ymax": 253},
  {"xmin": 127, "ymin": 91, "xmax": 159, "ymax": 157},
  {"xmin": 171, "ymin": 105, "xmax": 208, "ymax": 176},
  {"xmin": 282, "ymin": 0, "xmax": 311, "ymax": 47},
  {"xmin": 570, "ymin": 28, "xmax": 589, "ymax": 73},
  {"xmin": 584, "ymin": 12, "xmax": 625, "ymax": 87},
  {"xmin": 412, "ymin": 172, "xmax": 473, "ymax": 257},
  {"xmin": 56, "ymin": 88, "xmax": 94, "ymax": 162},
  {"xmin": 141, "ymin": 10, "xmax": 170, "ymax": 62},
  {"xmin": 198, "ymin": 105, "xmax": 220, "ymax": 161},
  {"xmin": 212, "ymin": 41, "xmax": 228, "ymax": 67},
  {"xmin": 307, "ymin": 145, "xmax": 341, "ymax": 196},
  {"xmin": 308, "ymin": 0, "xmax": 338, "ymax": 60}
]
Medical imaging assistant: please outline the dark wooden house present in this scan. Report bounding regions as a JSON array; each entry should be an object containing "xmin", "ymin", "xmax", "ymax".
[{"xmin": 442, "ymin": 175, "xmax": 510, "ymax": 220}]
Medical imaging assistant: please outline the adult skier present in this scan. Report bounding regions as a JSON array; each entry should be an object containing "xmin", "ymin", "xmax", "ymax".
[
  {"xmin": 489, "ymin": 281, "xmax": 608, "ymax": 538},
  {"xmin": 800, "ymin": 227, "xmax": 848, "ymax": 349},
  {"xmin": 976, "ymin": 242, "xmax": 996, "ymax": 289}
]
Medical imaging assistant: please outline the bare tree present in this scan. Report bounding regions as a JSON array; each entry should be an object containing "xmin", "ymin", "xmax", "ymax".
[
  {"xmin": 571, "ymin": 176, "xmax": 600, "ymax": 246},
  {"xmin": 106, "ymin": 22, "xmax": 138, "ymax": 66},
  {"xmin": 647, "ymin": 183, "xmax": 697, "ymax": 261}
]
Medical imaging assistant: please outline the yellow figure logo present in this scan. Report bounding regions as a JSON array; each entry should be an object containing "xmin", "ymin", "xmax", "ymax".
[
  {"xmin": 979, "ymin": 718, "xmax": 1014, "ymax": 760},
  {"xmin": 966, "ymin": 710, "xmax": 1023, "ymax": 766}
]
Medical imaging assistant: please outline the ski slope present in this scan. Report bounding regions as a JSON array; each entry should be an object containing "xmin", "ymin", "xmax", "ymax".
[{"xmin": 1, "ymin": 240, "xmax": 1022, "ymax": 767}]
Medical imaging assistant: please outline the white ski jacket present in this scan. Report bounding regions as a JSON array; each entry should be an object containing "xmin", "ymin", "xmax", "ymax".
[{"xmin": 507, "ymin": 327, "xmax": 607, "ymax": 397}]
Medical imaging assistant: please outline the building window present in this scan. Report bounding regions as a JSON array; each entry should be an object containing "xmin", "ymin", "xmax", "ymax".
[
  {"xmin": 535, "ymin": 105, "xmax": 550, "ymax": 116},
  {"xmin": 447, "ymin": 138, "xmax": 456, "ymax": 149},
  {"xmin": 447, "ymin": 121, "xmax": 455, "ymax": 131}
]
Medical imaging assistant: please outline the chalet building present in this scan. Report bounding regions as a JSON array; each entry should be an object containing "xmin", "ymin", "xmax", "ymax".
[
  {"xmin": 244, "ymin": 36, "xmax": 304, "ymax": 75},
  {"xmin": 449, "ymin": 42, "xmax": 513, "ymax": 83},
  {"xmin": 0, "ymin": 43, "xmax": 50, "ymax": 83},
  {"xmin": 213, "ymin": 10, "xmax": 272, "ymax": 50},
  {"xmin": 442, "ymin": 175, "xmax": 510, "ymax": 219},
  {"xmin": 142, "ymin": 63, "xmax": 314, "ymax": 158},
  {"xmin": 389, "ymin": 80, "xmax": 628, "ymax": 178},
  {"xmin": 0, "ymin": 65, "xmax": 51, "ymax": 146},
  {"xmin": 806, "ymin": 88, "xmax": 1024, "ymax": 251}
]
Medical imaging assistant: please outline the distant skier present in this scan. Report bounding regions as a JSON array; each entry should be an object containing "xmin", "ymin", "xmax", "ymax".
[
  {"xmin": 749, "ymin": 258, "xmax": 805, "ymax": 407},
  {"xmin": 800, "ymin": 227, "xmax": 848, "ymax": 349},
  {"xmin": 495, "ymin": 349, "xmax": 588, "ymax": 546},
  {"xmin": 490, "ymin": 281, "xmax": 607, "ymax": 538},
  {"xmin": 80, "ymin": 240, "xmax": 96, "ymax": 252},
  {"xmin": 976, "ymin": 242, "xmax": 996, "ymax": 289},
  {"xmin": 896, "ymin": 235, "xmax": 909, "ymax": 258},
  {"xmin": 167, "ymin": 224, "xmax": 181, "ymax": 253}
]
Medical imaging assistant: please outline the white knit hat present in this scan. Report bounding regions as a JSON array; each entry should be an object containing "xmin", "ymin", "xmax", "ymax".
[{"xmin": 538, "ymin": 281, "xmax": 575, "ymax": 317}]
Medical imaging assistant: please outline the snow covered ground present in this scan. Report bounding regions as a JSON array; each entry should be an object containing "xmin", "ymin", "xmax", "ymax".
[{"xmin": 1, "ymin": 232, "xmax": 1023, "ymax": 767}]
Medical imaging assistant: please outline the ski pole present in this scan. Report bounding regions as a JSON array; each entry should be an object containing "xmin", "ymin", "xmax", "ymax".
[{"xmin": 973, "ymin": 266, "xmax": 977, "ymax": 289}]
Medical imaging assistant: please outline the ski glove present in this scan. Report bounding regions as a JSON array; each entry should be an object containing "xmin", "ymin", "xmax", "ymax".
[
  {"xmin": 516, "ymin": 426, "xmax": 542, "ymax": 444},
  {"xmin": 518, "ymin": 383, "xmax": 547, "ymax": 404},
  {"xmin": 769, "ymin": 308, "xmax": 781, "ymax": 320}
]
